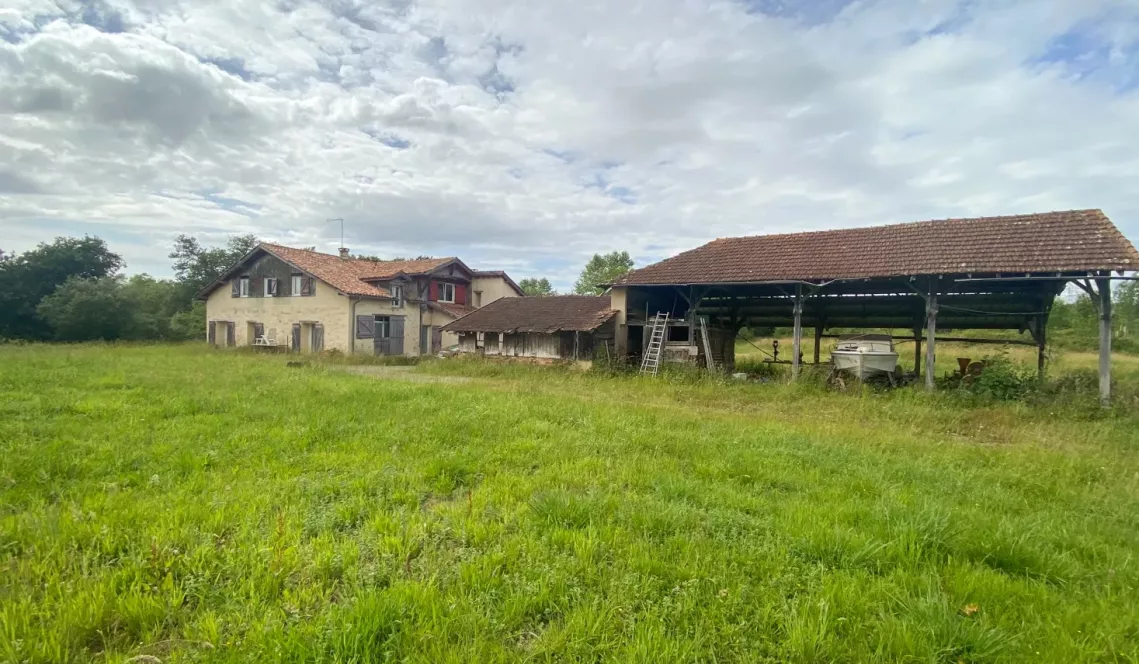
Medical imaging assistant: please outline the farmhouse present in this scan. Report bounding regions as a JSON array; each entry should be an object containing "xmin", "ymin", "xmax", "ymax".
[
  {"xmin": 609, "ymin": 209, "xmax": 1139, "ymax": 403},
  {"xmin": 442, "ymin": 295, "xmax": 618, "ymax": 362},
  {"xmin": 198, "ymin": 244, "xmax": 523, "ymax": 356}
]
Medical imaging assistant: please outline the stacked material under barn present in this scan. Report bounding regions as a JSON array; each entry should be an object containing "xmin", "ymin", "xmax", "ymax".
[{"xmin": 442, "ymin": 295, "xmax": 618, "ymax": 361}]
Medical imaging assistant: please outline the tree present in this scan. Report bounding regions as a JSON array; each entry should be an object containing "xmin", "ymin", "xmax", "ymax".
[
  {"xmin": 0, "ymin": 236, "xmax": 124, "ymax": 340},
  {"xmin": 573, "ymin": 251, "xmax": 634, "ymax": 295},
  {"xmin": 120, "ymin": 274, "xmax": 182, "ymax": 339},
  {"xmin": 519, "ymin": 277, "xmax": 555, "ymax": 296},
  {"xmin": 36, "ymin": 276, "xmax": 135, "ymax": 341},
  {"xmin": 169, "ymin": 234, "xmax": 257, "ymax": 307}
]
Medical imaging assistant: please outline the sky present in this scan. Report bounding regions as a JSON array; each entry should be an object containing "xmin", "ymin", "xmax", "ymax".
[{"xmin": 1, "ymin": 0, "xmax": 1138, "ymax": 291}]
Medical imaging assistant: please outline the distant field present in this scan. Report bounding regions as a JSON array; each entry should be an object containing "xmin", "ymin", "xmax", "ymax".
[{"xmin": 2, "ymin": 344, "xmax": 1139, "ymax": 662}]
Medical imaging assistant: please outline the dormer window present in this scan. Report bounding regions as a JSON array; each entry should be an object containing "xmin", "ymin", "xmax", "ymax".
[
  {"xmin": 439, "ymin": 283, "xmax": 455, "ymax": 303},
  {"xmin": 392, "ymin": 284, "xmax": 404, "ymax": 308},
  {"xmin": 239, "ymin": 276, "xmax": 250, "ymax": 298}
]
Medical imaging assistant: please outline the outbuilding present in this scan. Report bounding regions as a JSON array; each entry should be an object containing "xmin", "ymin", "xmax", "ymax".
[{"xmin": 442, "ymin": 295, "xmax": 618, "ymax": 362}]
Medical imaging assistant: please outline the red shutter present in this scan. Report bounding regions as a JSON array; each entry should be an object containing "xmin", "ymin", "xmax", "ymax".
[
  {"xmin": 456, "ymin": 283, "xmax": 467, "ymax": 305},
  {"xmin": 429, "ymin": 281, "xmax": 438, "ymax": 301}
]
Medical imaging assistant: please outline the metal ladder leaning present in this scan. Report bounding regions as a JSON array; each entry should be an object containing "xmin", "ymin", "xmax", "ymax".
[
  {"xmin": 698, "ymin": 316, "xmax": 716, "ymax": 370},
  {"xmin": 640, "ymin": 312, "xmax": 670, "ymax": 376}
]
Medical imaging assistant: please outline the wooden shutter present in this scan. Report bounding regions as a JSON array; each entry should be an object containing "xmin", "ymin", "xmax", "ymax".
[
  {"xmin": 254, "ymin": 322, "xmax": 264, "ymax": 340},
  {"xmin": 390, "ymin": 317, "xmax": 405, "ymax": 355},
  {"xmin": 429, "ymin": 281, "xmax": 438, "ymax": 301},
  {"xmin": 301, "ymin": 277, "xmax": 315, "ymax": 296},
  {"xmin": 313, "ymin": 325, "xmax": 324, "ymax": 352},
  {"xmin": 455, "ymin": 284, "xmax": 467, "ymax": 305},
  {"xmin": 356, "ymin": 315, "xmax": 375, "ymax": 339},
  {"xmin": 208, "ymin": 321, "xmax": 216, "ymax": 345},
  {"xmin": 231, "ymin": 280, "xmax": 240, "ymax": 297},
  {"xmin": 291, "ymin": 324, "xmax": 301, "ymax": 351},
  {"xmin": 226, "ymin": 322, "xmax": 235, "ymax": 347}
]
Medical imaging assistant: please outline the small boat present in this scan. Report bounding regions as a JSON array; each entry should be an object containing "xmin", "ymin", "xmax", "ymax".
[{"xmin": 831, "ymin": 334, "xmax": 899, "ymax": 380}]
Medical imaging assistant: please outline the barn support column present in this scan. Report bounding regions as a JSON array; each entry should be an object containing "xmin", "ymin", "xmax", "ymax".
[
  {"xmin": 792, "ymin": 283, "xmax": 803, "ymax": 380},
  {"xmin": 1033, "ymin": 316, "xmax": 1046, "ymax": 379},
  {"xmin": 1097, "ymin": 278, "xmax": 1112, "ymax": 406},
  {"xmin": 813, "ymin": 324, "xmax": 823, "ymax": 364},
  {"xmin": 913, "ymin": 327, "xmax": 922, "ymax": 376},
  {"xmin": 924, "ymin": 284, "xmax": 938, "ymax": 391}
]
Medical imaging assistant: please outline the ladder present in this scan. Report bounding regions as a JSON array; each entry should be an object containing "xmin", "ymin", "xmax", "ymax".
[
  {"xmin": 640, "ymin": 312, "xmax": 669, "ymax": 376},
  {"xmin": 698, "ymin": 316, "xmax": 715, "ymax": 371}
]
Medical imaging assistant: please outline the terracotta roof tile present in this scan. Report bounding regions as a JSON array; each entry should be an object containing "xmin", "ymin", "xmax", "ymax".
[
  {"xmin": 618, "ymin": 210, "xmax": 1139, "ymax": 285},
  {"xmin": 260, "ymin": 244, "xmax": 454, "ymax": 298},
  {"xmin": 442, "ymin": 296, "xmax": 617, "ymax": 333},
  {"xmin": 430, "ymin": 302, "xmax": 477, "ymax": 319}
]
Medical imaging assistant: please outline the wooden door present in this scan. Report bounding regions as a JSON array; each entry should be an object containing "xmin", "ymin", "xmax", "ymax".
[
  {"xmin": 420, "ymin": 325, "xmax": 429, "ymax": 355},
  {"xmin": 226, "ymin": 322, "xmax": 235, "ymax": 347},
  {"xmin": 431, "ymin": 326, "xmax": 442, "ymax": 353},
  {"xmin": 389, "ymin": 317, "xmax": 404, "ymax": 355},
  {"xmin": 208, "ymin": 321, "xmax": 216, "ymax": 345},
  {"xmin": 312, "ymin": 325, "xmax": 324, "ymax": 352},
  {"xmin": 291, "ymin": 324, "xmax": 301, "ymax": 352}
]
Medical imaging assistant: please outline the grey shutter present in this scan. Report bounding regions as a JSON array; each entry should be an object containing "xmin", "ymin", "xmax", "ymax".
[
  {"xmin": 389, "ymin": 317, "xmax": 405, "ymax": 355},
  {"xmin": 208, "ymin": 321, "xmax": 216, "ymax": 345},
  {"xmin": 313, "ymin": 325, "xmax": 324, "ymax": 352},
  {"xmin": 292, "ymin": 324, "xmax": 301, "ymax": 351},
  {"xmin": 231, "ymin": 280, "xmax": 240, "ymax": 297},
  {"xmin": 356, "ymin": 315, "xmax": 375, "ymax": 339},
  {"xmin": 302, "ymin": 277, "xmax": 315, "ymax": 296},
  {"xmin": 226, "ymin": 322, "xmax": 235, "ymax": 347}
]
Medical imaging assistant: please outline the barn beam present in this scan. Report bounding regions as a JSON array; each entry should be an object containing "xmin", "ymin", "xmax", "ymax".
[
  {"xmin": 925, "ymin": 281, "xmax": 938, "ymax": 391},
  {"xmin": 792, "ymin": 283, "xmax": 803, "ymax": 380},
  {"xmin": 1097, "ymin": 278, "xmax": 1112, "ymax": 406}
]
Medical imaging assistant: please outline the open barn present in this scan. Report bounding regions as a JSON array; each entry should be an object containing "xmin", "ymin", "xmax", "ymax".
[
  {"xmin": 442, "ymin": 295, "xmax": 618, "ymax": 362},
  {"xmin": 609, "ymin": 210, "xmax": 1138, "ymax": 403}
]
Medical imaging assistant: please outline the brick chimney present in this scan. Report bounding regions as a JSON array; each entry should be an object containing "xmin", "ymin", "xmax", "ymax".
[{"xmin": 338, "ymin": 247, "xmax": 350, "ymax": 259}]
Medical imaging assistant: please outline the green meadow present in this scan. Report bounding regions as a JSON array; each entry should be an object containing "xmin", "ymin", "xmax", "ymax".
[{"xmin": 2, "ymin": 344, "xmax": 1138, "ymax": 663}]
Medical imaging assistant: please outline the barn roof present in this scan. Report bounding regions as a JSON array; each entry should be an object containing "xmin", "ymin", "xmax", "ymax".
[
  {"xmin": 617, "ymin": 209, "xmax": 1138, "ymax": 286},
  {"xmin": 442, "ymin": 296, "xmax": 618, "ymax": 333}
]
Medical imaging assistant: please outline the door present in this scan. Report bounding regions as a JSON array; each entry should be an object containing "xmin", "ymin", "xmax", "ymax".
[
  {"xmin": 373, "ymin": 316, "xmax": 391, "ymax": 355},
  {"xmin": 312, "ymin": 324, "xmax": 324, "ymax": 352},
  {"xmin": 226, "ymin": 322, "xmax": 235, "ymax": 347},
  {"xmin": 291, "ymin": 324, "xmax": 301, "ymax": 352},
  {"xmin": 431, "ymin": 326, "xmax": 443, "ymax": 353},
  {"xmin": 208, "ymin": 321, "xmax": 216, "ymax": 345},
  {"xmin": 389, "ymin": 317, "xmax": 405, "ymax": 356},
  {"xmin": 420, "ymin": 325, "xmax": 430, "ymax": 356}
]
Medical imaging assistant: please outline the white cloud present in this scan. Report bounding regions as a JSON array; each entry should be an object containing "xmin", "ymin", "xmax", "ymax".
[{"xmin": 1, "ymin": 0, "xmax": 1137, "ymax": 290}]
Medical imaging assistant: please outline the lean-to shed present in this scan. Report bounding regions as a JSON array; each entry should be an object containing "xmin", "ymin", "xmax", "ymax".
[{"xmin": 442, "ymin": 295, "xmax": 618, "ymax": 361}]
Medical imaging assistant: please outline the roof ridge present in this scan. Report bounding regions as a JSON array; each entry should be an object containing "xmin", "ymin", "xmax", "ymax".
[{"xmin": 707, "ymin": 209, "xmax": 1105, "ymax": 245}]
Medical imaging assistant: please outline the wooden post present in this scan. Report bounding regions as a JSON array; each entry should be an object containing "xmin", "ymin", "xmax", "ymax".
[
  {"xmin": 924, "ymin": 283, "xmax": 938, "ymax": 391},
  {"xmin": 913, "ymin": 328, "xmax": 922, "ymax": 376},
  {"xmin": 792, "ymin": 283, "xmax": 803, "ymax": 380},
  {"xmin": 574, "ymin": 331, "xmax": 580, "ymax": 361},
  {"xmin": 1035, "ymin": 315, "xmax": 1046, "ymax": 379},
  {"xmin": 1097, "ymin": 278, "xmax": 1112, "ymax": 406},
  {"xmin": 813, "ymin": 324, "xmax": 822, "ymax": 364}
]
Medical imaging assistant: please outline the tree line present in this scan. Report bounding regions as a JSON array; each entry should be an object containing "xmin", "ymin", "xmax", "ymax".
[{"xmin": 0, "ymin": 235, "xmax": 257, "ymax": 342}]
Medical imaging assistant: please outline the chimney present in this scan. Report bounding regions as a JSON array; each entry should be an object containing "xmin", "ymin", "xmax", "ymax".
[{"xmin": 338, "ymin": 247, "xmax": 350, "ymax": 259}]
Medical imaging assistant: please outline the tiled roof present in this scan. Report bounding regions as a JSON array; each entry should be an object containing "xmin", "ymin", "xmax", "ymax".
[
  {"xmin": 259, "ymin": 245, "xmax": 457, "ymax": 298},
  {"xmin": 618, "ymin": 210, "xmax": 1139, "ymax": 285},
  {"xmin": 430, "ymin": 302, "xmax": 477, "ymax": 319},
  {"xmin": 442, "ymin": 296, "xmax": 617, "ymax": 333}
]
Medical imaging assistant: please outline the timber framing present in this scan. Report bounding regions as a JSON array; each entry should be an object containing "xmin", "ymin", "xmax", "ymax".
[{"xmin": 612, "ymin": 210, "xmax": 1139, "ymax": 404}]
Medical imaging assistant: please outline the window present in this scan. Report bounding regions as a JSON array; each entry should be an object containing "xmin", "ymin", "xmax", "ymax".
[
  {"xmin": 375, "ymin": 315, "xmax": 391, "ymax": 339},
  {"xmin": 265, "ymin": 277, "xmax": 278, "ymax": 297},
  {"xmin": 392, "ymin": 285, "xmax": 403, "ymax": 308},
  {"xmin": 439, "ymin": 282, "xmax": 455, "ymax": 303},
  {"xmin": 291, "ymin": 274, "xmax": 303, "ymax": 297},
  {"xmin": 239, "ymin": 276, "xmax": 250, "ymax": 298}
]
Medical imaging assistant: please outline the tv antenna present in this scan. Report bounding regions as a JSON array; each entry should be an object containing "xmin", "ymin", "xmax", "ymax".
[{"xmin": 327, "ymin": 218, "xmax": 345, "ymax": 249}]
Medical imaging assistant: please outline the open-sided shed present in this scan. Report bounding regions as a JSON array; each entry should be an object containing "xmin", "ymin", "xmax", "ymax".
[
  {"xmin": 610, "ymin": 210, "xmax": 1138, "ymax": 403},
  {"xmin": 442, "ymin": 295, "xmax": 618, "ymax": 361}
]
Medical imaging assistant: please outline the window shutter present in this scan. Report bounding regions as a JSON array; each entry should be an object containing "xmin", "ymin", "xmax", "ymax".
[
  {"xmin": 356, "ymin": 315, "xmax": 375, "ymax": 339},
  {"xmin": 455, "ymin": 284, "xmax": 467, "ymax": 305},
  {"xmin": 302, "ymin": 277, "xmax": 315, "ymax": 296},
  {"xmin": 231, "ymin": 280, "xmax": 240, "ymax": 297},
  {"xmin": 429, "ymin": 281, "xmax": 438, "ymax": 301}
]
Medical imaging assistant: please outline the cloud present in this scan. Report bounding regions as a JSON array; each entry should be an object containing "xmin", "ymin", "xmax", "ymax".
[{"xmin": 0, "ymin": 0, "xmax": 1137, "ymax": 291}]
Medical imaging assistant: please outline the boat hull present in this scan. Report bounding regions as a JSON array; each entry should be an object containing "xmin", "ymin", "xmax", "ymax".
[{"xmin": 832, "ymin": 350, "xmax": 898, "ymax": 379}]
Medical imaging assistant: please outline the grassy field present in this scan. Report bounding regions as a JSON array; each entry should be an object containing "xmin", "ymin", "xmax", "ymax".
[{"xmin": 2, "ymin": 344, "xmax": 1139, "ymax": 663}]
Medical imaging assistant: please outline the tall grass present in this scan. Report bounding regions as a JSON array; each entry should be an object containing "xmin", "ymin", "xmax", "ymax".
[{"xmin": 2, "ymin": 344, "xmax": 1138, "ymax": 662}]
